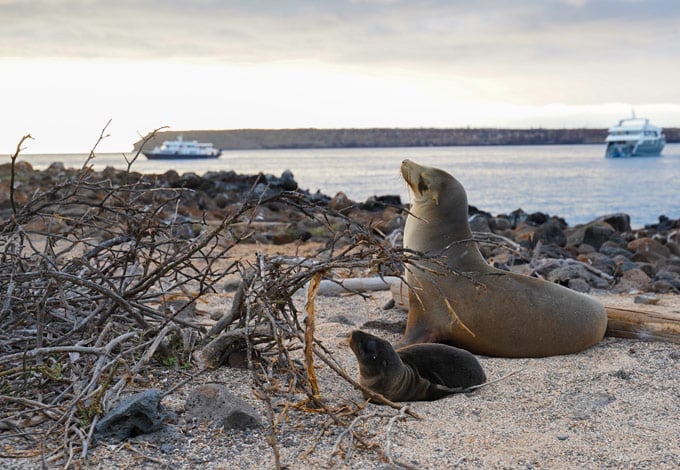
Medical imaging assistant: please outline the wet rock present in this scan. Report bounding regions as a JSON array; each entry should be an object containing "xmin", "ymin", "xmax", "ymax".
[
  {"xmin": 94, "ymin": 389, "xmax": 172, "ymax": 443},
  {"xmin": 185, "ymin": 384, "xmax": 262, "ymax": 430}
]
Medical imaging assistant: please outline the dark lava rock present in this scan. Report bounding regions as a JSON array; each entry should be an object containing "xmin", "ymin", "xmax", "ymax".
[
  {"xmin": 595, "ymin": 213, "xmax": 632, "ymax": 233},
  {"xmin": 94, "ymin": 389, "xmax": 172, "ymax": 443},
  {"xmin": 361, "ymin": 194, "xmax": 402, "ymax": 211},
  {"xmin": 534, "ymin": 220, "xmax": 567, "ymax": 247}
]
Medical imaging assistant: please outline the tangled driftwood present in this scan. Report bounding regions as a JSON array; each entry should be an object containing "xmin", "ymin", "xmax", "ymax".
[{"xmin": 0, "ymin": 130, "xmax": 421, "ymax": 468}]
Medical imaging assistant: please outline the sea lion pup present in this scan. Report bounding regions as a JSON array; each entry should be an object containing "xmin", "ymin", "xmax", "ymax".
[
  {"xmin": 399, "ymin": 159, "xmax": 607, "ymax": 357},
  {"xmin": 349, "ymin": 330, "xmax": 486, "ymax": 402}
]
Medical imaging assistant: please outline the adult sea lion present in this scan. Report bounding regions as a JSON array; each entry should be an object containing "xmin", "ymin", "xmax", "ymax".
[
  {"xmin": 399, "ymin": 159, "xmax": 607, "ymax": 357},
  {"xmin": 349, "ymin": 330, "xmax": 486, "ymax": 402}
]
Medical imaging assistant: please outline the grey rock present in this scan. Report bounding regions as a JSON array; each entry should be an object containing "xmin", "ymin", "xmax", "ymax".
[
  {"xmin": 469, "ymin": 213, "xmax": 492, "ymax": 233},
  {"xmin": 489, "ymin": 216, "xmax": 511, "ymax": 232},
  {"xmin": 185, "ymin": 384, "xmax": 262, "ymax": 430},
  {"xmin": 546, "ymin": 264, "xmax": 609, "ymax": 289},
  {"xmin": 94, "ymin": 389, "xmax": 171, "ymax": 443},
  {"xmin": 567, "ymin": 278, "xmax": 591, "ymax": 293},
  {"xmin": 612, "ymin": 255, "xmax": 638, "ymax": 273},
  {"xmin": 614, "ymin": 268, "xmax": 651, "ymax": 293},
  {"xmin": 599, "ymin": 243, "xmax": 632, "ymax": 258}
]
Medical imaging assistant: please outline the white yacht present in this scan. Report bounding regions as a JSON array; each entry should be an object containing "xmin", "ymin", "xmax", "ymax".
[
  {"xmin": 605, "ymin": 115, "xmax": 665, "ymax": 158},
  {"xmin": 143, "ymin": 136, "xmax": 221, "ymax": 159}
]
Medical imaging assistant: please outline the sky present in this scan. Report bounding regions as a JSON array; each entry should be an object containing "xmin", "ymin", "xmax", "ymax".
[{"xmin": 1, "ymin": 0, "xmax": 679, "ymax": 154}]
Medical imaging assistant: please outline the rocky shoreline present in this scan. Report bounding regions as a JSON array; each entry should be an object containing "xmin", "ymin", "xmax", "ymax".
[
  {"xmin": 2, "ymin": 160, "xmax": 679, "ymax": 295},
  {"xmin": 2, "ymin": 160, "xmax": 680, "ymax": 469}
]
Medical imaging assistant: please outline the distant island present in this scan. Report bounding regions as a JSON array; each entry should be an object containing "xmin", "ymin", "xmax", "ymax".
[{"xmin": 132, "ymin": 127, "xmax": 680, "ymax": 152}]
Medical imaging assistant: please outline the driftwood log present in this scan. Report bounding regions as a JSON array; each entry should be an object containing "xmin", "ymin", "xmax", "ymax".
[{"xmin": 605, "ymin": 306, "xmax": 680, "ymax": 344}]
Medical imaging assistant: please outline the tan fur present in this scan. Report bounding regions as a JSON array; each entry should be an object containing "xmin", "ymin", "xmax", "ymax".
[{"xmin": 399, "ymin": 159, "xmax": 607, "ymax": 357}]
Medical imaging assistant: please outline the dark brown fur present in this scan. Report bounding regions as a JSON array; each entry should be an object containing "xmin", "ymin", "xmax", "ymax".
[{"xmin": 349, "ymin": 330, "xmax": 486, "ymax": 402}]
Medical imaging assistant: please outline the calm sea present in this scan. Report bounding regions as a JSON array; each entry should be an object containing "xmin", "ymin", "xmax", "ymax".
[{"xmin": 16, "ymin": 144, "xmax": 680, "ymax": 228}]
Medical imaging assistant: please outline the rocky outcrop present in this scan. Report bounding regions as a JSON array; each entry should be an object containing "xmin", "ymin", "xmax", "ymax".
[{"xmin": 2, "ymin": 162, "xmax": 678, "ymax": 295}]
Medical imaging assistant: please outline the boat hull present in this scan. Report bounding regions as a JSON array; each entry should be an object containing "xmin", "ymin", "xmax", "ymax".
[
  {"xmin": 143, "ymin": 152, "xmax": 221, "ymax": 160},
  {"xmin": 605, "ymin": 140, "xmax": 665, "ymax": 158}
]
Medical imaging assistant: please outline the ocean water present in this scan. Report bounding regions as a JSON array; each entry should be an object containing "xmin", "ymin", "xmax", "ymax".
[{"xmin": 15, "ymin": 143, "xmax": 680, "ymax": 228}]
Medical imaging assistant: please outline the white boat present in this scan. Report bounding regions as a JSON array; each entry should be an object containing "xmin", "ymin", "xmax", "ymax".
[
  {"xmin": 143, "ymin": 136, "xmax": 221, "ymax": 159},
  {"xmin": 605, "ymin": 115, "xmax": 665, "ymax": 158}
]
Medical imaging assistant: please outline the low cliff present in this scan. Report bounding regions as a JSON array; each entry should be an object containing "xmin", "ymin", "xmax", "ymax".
[{"xmin": 132, "ymin": 127, "xmax": 680, "ymax": 152}]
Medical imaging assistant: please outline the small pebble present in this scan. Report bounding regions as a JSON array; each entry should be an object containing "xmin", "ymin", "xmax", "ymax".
[{"xmin": 557, "ymin": 434, "xmax": 569, "ymax": 441}]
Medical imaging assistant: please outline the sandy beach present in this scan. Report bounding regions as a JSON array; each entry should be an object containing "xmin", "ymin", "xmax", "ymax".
[{"xmin": 65, "ymin": 272, "xmax": 680, "ymax": 469}]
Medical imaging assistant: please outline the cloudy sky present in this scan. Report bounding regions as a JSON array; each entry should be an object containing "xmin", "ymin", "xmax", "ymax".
[{"xmin": 2, "ymin": 0, "xmax": 679, "ymax": 153}]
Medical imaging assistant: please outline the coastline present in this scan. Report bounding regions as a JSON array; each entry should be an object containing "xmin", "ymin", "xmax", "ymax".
[
  {"xmin": 1, "ymin": 158, "xmax": 679, "ymax": 469},
  {"xmin": 131, "ymin": 127, "xmax": 680, "ymax": 152}
]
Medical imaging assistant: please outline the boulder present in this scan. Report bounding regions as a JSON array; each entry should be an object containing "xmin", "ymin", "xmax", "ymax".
[
  {"xmin": 94, "ymin": 389, "xmax": 172, "ymax": 443},
  {"xmin": 469, "ymin": 213, "xmax": 492, "ymax": 233},
  {"xmin": 594, "ymin": 213, "xmax": 632, "ymax": 233},
  {"xmin": 614, "ymin": 268, "xmax": 651, "ymax": 293},
  {"xmin": 534, "ymin": 220, "xmax": 567, "ymax": 247},
  {"xmin": 628, "ymin": 237, "xmax": 671, "ymax": 264},
  {"xmin": 185, "ymin": 384, "xmax": 262, "ymax": 430}
]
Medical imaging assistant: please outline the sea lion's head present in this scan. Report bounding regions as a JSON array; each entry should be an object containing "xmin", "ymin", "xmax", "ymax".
[
  {"xmin": 401, "ymin": 159, "xmax": 468, "ymax": 213},
  {"xmin": 400, "ymin": 159, "xmax": 472, "ymax": 250},
  {"xmin": 349, "ymin": 330, "xmax": 401, "ymax": 381}
]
